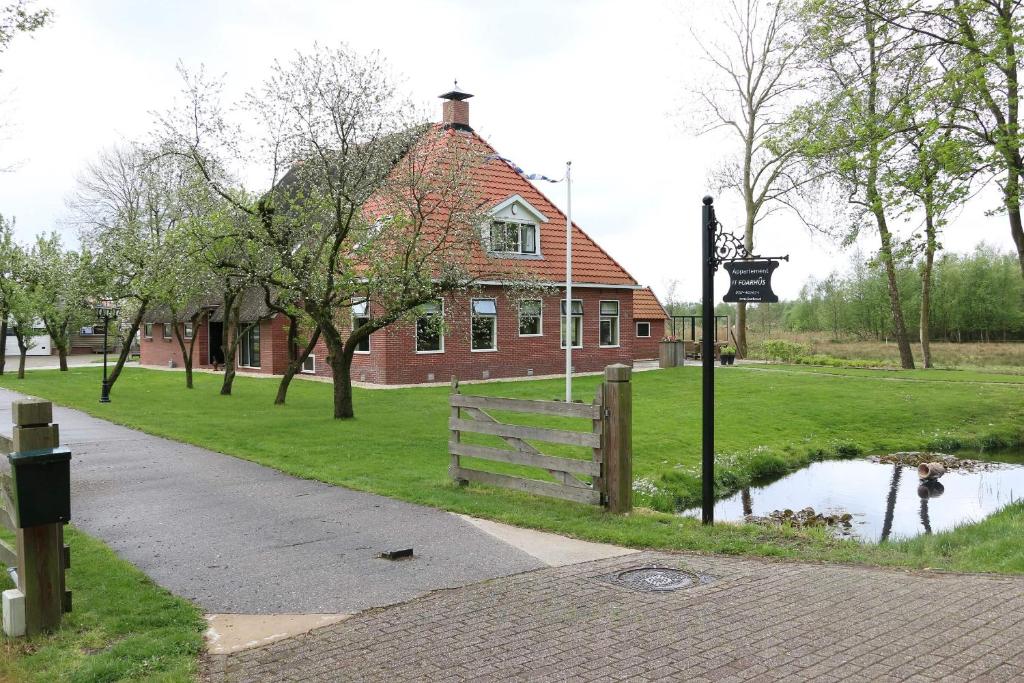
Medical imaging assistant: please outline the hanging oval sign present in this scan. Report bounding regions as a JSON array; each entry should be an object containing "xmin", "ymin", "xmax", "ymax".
[{"xmin": 723, "ymin": 259, "xmax": 780, "ymax": 303}]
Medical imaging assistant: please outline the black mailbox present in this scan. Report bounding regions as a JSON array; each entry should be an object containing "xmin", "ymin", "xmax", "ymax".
[{"xmin": 7, "ymin": 447, "xmax": 71, "ymax": 528}]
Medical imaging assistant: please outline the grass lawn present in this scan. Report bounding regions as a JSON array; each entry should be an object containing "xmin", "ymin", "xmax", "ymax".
[
  {"xmin": 1, "ymin": 365, "xmax": 1024, "ymax": 576},
  {"xmin": 0, "ymin": 526, "xmax": 204, "ymax": 682}
]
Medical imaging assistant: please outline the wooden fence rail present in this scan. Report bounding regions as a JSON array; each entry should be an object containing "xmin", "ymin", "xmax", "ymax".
[
  {"xmin": 0, "ymin": 400, "xmax": 72, "ymax": 637},
  {"xmin": 448, "ymin": 364, "xmax": 632, "ymax": 512}
]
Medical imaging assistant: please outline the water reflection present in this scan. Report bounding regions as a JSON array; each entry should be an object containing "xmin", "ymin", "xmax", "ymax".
[
  {"xmin": 880, "ymin": 464, "xmax": 902, "ymax": 542},
  {"xmin": 683, "ymin": 459, "xmax": 1024, "ymax": 542}
]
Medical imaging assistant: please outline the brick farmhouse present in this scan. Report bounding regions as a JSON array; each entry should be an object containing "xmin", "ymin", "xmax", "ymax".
[{"xmin": 139, "ymin": 87, "xmax": 668, "ymax": 384}]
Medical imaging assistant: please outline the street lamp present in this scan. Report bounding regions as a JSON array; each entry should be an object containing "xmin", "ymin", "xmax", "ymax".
[{"xmin": 94, "ymin": 300, "xmax": 121, "ymax": 403}]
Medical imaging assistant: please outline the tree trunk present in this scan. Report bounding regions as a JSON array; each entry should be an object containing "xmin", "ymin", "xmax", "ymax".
[
  {"xmin": 58, "ymin": 346, "xmax": 68, "ymax": 371},
  {"xmin": 319, "ymin": 319, "xmax": 356, "ymax": 419},
  {"xmin": 106, "ymin": 303, "xmax": 146, "ymax": 392},
  {"xmin": 737, "ymin": 303, "xmax": 748, "ymax": 358},
  {"xmin": 15, "ymin": 333, "xmax": 27, "ymax": 379},
  {"xmin": 864, "ymin": 7, "xmax": 913, "ymax": 370},
  {"xmin": 1006, "ymin": 175, "xmax": 1024, "ymax": 277},
  {"xmin": 330, "ymin": 350, "xmax": 355, "ymax": 419},
  {"xmin": 220, "ymin": 291, "xmax": 242, "ymax": 396},
  {"xmin": 876, "ymin": 230, "xmax": 915, "ymax": 369},
  {"xmin": 171, "ymin": 315, "xmax": 201, "ymax": 390},
  {"xmin": 920, "ymin": 213, "xmax": 936, "ymax": 369},
  {"xmin": 274, "ymin": 324, "xmax": 320, "ymax": 406}
]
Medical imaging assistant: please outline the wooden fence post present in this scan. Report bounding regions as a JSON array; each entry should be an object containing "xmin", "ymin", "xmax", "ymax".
[
  {"xmin": 450, "ymin": 377, "xmax": 467, "ymax": 486},
  {"xmin": 10, "ymin": 400, "xmax": 66, "ymax": 635},
  {"xmin": 603, "ymin": 364, "xmax": 633, "ymax": 513}
]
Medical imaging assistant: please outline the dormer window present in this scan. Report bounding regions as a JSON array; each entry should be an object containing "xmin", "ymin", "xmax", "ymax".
[
  {"xmin": 489, "ymin": 221, "xmax": 537, "ymax": 255},
  {"xmin": 485, "ymin": 194, "xmax": 548, "ymax": 257}
]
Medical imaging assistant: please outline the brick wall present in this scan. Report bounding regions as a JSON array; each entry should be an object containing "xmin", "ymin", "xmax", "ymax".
[
  {"xmin": 141, "ymin": 287, "xmax": 653, "ymax": 385},
  {"xmin": 347, "ymin": 286, "xmax": 639, "ymax": 385},
  {"xmin": 633, "ymin": 318, "xmax": 665, "ymax": 360}
]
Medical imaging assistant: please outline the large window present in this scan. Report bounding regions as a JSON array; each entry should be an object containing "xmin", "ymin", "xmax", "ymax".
[
  {"xmin": 471, "ymin": 298, "xmax": 497, "ymax": 351},
  {"xmin": 600, "ymin": 301, "xmax": 620, "ymax": 347},
  {"xmin": 415, "ymin": 301, "xmax": 444, "ymax": 353},
  {"xmin": 488, "ymin": 221, "xmax": 537, "ymax": 255},
  {"xmin": 239, "ymin": 325, "xmax": 261, "ymax": 367},
  {"xmin": 183, "ymin": 322, "xmax": 194, "ymax": 339},
  {"xmin": 162, "ymin": 323, "xmax": 172, "ymax": 340},
  {"xmin": 636, "ymin": 321, "xmax": 651, "ymax": 338},
  {"xmin": 143, "ymin": 323, "xmax": 153, "ymax": 339},
  {"xmin": 560, "ymin": 299, "xmax": 583, "ymax": 349},
  {"xmin": 352, "ymin": 301, "xmax": 370, "ymax": 353},
  {"xmin": 519, "ymin": 300, "xmax": 542, "ymax": 336}
]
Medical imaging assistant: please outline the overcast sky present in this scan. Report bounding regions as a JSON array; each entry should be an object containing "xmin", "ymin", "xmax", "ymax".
[{"xmin": 0, "ymin": 0, "xmax": 1017, "ymax": 301}]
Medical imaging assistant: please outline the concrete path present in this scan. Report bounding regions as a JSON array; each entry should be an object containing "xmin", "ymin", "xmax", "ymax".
[
  {"xmin": 207, "ymin": 550, "xmax": 1024, "ymax": 682},
  {"xmin": 0, "ymin": 387, "xmax": 623, "ymax": 616}
]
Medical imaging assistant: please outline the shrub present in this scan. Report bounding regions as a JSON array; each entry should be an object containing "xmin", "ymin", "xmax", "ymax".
[
  {"xmin": 746, "ymin": 452, "xmax": 789, "ymax": 482},
  {"xmin": 758, "ymin": 339, "xmax": 810, "ymax": 363}
]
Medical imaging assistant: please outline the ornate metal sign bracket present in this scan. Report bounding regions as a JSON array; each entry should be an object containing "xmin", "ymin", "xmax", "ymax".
[{"xmin": 707, "ymin": 214, "xmax": 790, "ymax": 272}]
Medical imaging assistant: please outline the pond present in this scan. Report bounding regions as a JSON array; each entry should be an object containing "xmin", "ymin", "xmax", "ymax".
[{"xmin": 681, "ymin": 453, "xmax": 1024, "ymax": 542}]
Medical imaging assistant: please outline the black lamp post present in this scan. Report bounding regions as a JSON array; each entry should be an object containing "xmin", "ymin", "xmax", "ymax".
[{"xmin": 95, "ymin": 301, "xmax": 121, "ymax": 403}]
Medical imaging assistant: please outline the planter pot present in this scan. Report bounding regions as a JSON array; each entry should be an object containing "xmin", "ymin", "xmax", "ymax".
[
  {"xmin": 659, "ymin": 340, "xmax": 686, "ymax": 368},
  {"xmin": 659, "ymin": 341, "xmax": 676, "ymax": 368}
]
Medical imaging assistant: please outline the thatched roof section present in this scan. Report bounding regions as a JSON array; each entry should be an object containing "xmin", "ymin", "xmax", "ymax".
[{"xmin": 141, "ymin": 288, "xmax": 273, "ymax": 324}]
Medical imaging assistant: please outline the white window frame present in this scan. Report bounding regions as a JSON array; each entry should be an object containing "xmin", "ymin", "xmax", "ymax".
[
  {"xmin": 599, "ymin": 300, "xmax": 620, "ymax": 348},
  {"xmin": 352, "ymin": 301, "xmax": 371, "ymax": 354},
  {"xmin": 487, "ymin": 220, "xmax": 539, "ymax": 256},
  {"xmin": 184, "ymin": 322, "xmax": 194, "ymax": 339},
  {"xmin": 471, "ymin": 298, "xmax": 498, "ymax": 352},
  {"xmin": 301, "ymin": 355, "xmax": 316, "ymax": 374},
  {"xmin": 560, "ymin": 299, "xmax": 583, "ymax": 349},
  {"xmin": 636, "ymin": 321, "xmax": 652, "ymax": 338},
  {"xmin": 518, "ymin": 300, "xmax": 543, "ymax": 337},
  {"xmin": 143, "ymin": 323, "xmax": 153, "ymax": 339},
  {"xmin": 238, "ymin": 325, "xmax": 261, "ymax": 368},
  {"xmin": 162, "ymin": 323, "xmax": 172, "ymax": 340},
  {"xmin": 415, "ymin": 300, "xmax": 445, "ymax": 354}
]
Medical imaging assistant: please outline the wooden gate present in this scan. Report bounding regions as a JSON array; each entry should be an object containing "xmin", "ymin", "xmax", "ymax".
[{"xmin": 448, "ymin": 364, "xmax": 633, "ymax": 511}]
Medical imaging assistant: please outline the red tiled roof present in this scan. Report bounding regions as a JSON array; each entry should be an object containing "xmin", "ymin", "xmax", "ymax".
[
  {"xmin": 633, "ymin": 287, "xmax": 669, "ymax": 320},
  {"xmin": 364, "ymin": 125, "xmax": 640, "ymax": 288},
  {"xmin": 463, "ymin": 129, "xmax": 638, "ymax": 287}
]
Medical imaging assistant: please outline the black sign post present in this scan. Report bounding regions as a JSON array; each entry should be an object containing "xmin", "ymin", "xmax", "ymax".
[
  {"xmin": 700, "ymin": 196, "xmax": 788, "ymax": 525},
  {"xmin": 701, "ymin": 197, "xmax": 716, "ymax": 526}
]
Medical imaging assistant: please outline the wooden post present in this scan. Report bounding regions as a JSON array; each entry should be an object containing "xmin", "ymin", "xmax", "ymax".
[
  {"xmin": 602, "ymin": 364, "xmax": 632, "ymax": 513},
  {"xmin": 10, "ymin": 399, "xmax": 65, "ymax": 635},
  {"xmin": 592, "ymin": 383, "xmax": 605, "ymax": 503},
  {"xmin": 449, "ymin": 377, "xmax": 467, "ymax": 486}
]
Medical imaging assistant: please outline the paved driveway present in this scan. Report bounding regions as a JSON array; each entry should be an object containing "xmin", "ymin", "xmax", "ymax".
[
  {"xmin": 206, "ymin": 550, "xmax": 1024, "ymax": 682},
  {"xmin": 0, "ymin": 387, "xmax": 546, "ymax": 614}
]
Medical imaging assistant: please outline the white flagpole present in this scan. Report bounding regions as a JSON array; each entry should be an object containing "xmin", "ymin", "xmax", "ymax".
[{"xmin": 565, "ymin": 161, "xmax": 573, "ymax": 403}]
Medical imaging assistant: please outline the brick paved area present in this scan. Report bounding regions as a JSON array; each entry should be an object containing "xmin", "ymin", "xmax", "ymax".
[{"xmin": 204, "ymin": 551, "xmax": 1024, "ymax": 682}]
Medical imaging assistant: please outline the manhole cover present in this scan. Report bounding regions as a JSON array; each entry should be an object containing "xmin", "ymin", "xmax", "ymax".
[{"xmin": 603, "ymin": 566, "xmax": 712, "ymax": 592}]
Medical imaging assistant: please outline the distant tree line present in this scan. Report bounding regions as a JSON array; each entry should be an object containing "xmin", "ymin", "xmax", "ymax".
[{"xmin": 762, "ymin": 245, "xmax": 1024, "ymax": 343}]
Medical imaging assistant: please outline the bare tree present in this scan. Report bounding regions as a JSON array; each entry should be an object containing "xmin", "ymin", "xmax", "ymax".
[
  {"xmin": 71, "ymin": 143, "xmax": 185, "ymax": 393},
  {"xmin": 693, "ymin": 0, "xmax": 814, "ymax": 356}
]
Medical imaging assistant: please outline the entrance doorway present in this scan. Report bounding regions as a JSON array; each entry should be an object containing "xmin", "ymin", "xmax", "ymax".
[{"xmin": 208, "ymin": 321, "xmax": 224, "ymax": 366}]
